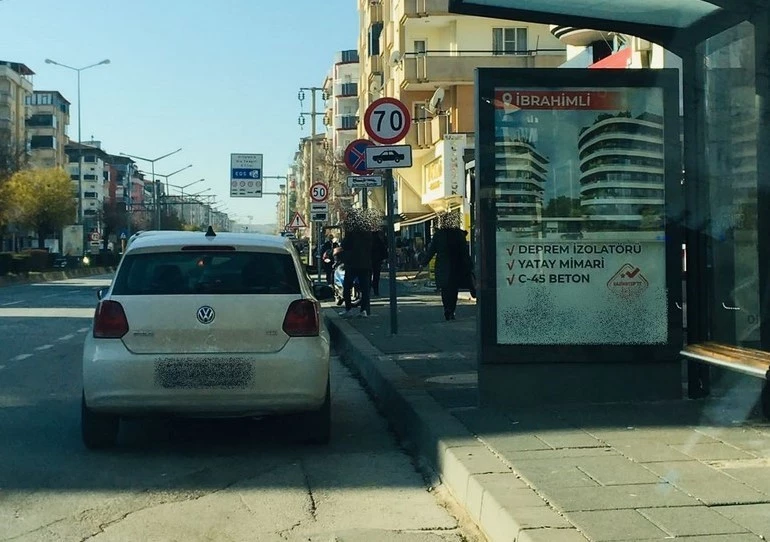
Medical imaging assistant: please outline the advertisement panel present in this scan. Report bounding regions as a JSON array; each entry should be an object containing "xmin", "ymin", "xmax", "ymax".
[
  {"xmin": 474, "ymin": 69, "xmax": 682, "ymax": 365},
  {"xmin": 493, "ymin": 85, "xmax": 667, "ymax": 345}
]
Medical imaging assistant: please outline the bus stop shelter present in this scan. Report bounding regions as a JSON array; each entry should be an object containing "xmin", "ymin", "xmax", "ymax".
[{"xmin": 448, "ymin": 0, "xmax": 770, "ymax": 409}]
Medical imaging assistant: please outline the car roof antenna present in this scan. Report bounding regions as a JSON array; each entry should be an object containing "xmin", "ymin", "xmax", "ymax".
[{"xmin": 205, "ymin": 225, "xmax": 216, "ymax": 237}]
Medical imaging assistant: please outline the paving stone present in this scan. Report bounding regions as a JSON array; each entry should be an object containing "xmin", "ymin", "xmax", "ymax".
[
  {"xmin": 482, "ymin": 434, "xmax": 553, "ymax": 453},
  {"xmin": 511, "ymin": 459, "xmax": 600, "ymax": 489},
  {"xmin": 589, "ymin": 427, "xmax": 718, "ymax": 446},
  {"xmin": 569, "ymin": 510, "xmax": 667, "ymax": 541},
  {"xmin": 502, "ymin": 506, "xmax": 572, "ymax": 530},
  {"xmin": 646, "ymin": 461, "xmax": 770, "ymax": 505},
  {"xmin": 713, "ymin": 503, "xmax": 770, "ymax": 539},
  {"xmin": 538, "ymin": 483, "xmax": 698, "ymax": 512},
  {"xmin": 611, "ymin": 439, "xmax": 696, "ymax": 463},
  {"xmin": 638, "ymin": 506, "xmax": 749, "ymax": 537},
  {"xmin": 518, "ymin": 528, "xmax": 588, "ymax": 542},
  {"xmin": 715, "ymin": 465, "xmax": 770, "ymax": 496},
  {"xmin": 574, "ymin": 456, "xmax": 662, "ymax": 486},
  {"xmin": 440, "ymin": 445, "xmax": 512, "ymax": 475},
  {"xmin": 476, "ymin": 473, "xmax": 549, "ymax": 510},
  {"xmin": 670, "ymin": 442, "xmax": 756, "ymax": 461},
  {"xmin": 505, "ymin": 448, "xmax": 618, "ymax": 461},
  {"xmin": 535, "ymin": 430, "xmax": 604, "ymax": 449}
]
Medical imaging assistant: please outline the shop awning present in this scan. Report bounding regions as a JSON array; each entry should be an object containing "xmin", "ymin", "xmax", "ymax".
[
  {"xmin": 447, "ymin": 0, "xmax": 755, "ymax": 51},
  {"xmin": 589, "ymin": 47, "xmax": 632, "ymax": 69},
  {"xmin": 396, "ymin": 212, "xmax": 438, "ymax": 227}
]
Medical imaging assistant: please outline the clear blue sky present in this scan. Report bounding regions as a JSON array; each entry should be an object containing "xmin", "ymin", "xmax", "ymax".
[{"xmin": 1, "ymin": 0, "xmax": 359, "ymax": 226}]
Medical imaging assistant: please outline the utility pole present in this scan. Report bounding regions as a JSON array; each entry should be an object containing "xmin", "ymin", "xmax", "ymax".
[
  {"xmin": 299, "ymin": 87, "xmax": 327, "ymax": 281},
  {"xmin": 263, "ymin": 175, "xmax": 290, "ymax": 230}
]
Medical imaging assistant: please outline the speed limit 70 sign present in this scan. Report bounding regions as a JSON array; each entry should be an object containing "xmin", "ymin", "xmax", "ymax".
[
  {"xmin": 364, "ymin": 97, "xmax": 411, "ymax": 145},
  {"xmin": 310, "ymin": 182, "xmax": 328, "ymax": 202}
]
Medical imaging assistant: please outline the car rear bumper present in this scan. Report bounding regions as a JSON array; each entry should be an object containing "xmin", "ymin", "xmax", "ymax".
[{"xmin": 83, "ymin": 337, "xmax": 330, "ymax": 417}]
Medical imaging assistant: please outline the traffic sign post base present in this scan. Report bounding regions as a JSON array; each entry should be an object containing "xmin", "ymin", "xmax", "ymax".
[{"xmin": 385, "ymin": 168, "xmax": 398, "ymax": 335}]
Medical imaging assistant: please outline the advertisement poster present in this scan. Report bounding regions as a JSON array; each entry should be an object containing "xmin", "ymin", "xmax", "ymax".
[{"xmin": 493, "ymin": 86, "xmax": 668, "ymax": 345}]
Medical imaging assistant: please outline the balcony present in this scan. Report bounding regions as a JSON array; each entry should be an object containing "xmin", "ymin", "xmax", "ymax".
[
  {"xmin": 399, "ymin": 51, "xmax": 565, "ymax": 89},
  {"xmin": 335, "ymin": 50, "xmax": 359, "ymax": 64},
  {"xmin": 367, "ymin": 0, "xmax": 383, "ymax": 23},
  {"xmin": 405, "ymin": 116, "xmax": 451, "ymax": 149},
  {"xmin": 549, "ymin": 25, "xmax": 614, "ymax": 47},
  {"xmin": 400, "ymin": 0, "xmax": 449, "ymax": 19},
  {"xmin": 334, "ymin": 82, "xmax": 358, "ymax": 98},
  {"xmin": 335, "ymin": 115, "xmax": 358, "ymax": 131}
]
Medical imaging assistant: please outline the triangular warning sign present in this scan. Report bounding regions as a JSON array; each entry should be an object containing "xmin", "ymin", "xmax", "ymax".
[{"xmin": 287, "ymin": 212, "xmax": 307, "ymax": 229}]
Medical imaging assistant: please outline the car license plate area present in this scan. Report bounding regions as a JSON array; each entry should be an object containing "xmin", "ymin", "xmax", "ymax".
[{"xmin": 155, "ymin": 358, "xmax": 252, "ymax": 389}]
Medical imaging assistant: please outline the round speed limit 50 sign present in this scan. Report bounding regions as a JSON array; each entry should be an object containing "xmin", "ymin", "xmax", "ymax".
[
  {"xmin": 310, "ymin": 182, "xmax": 328, "ymax": 202},
  {"xmin": 364, "ymin": 97, "xmax": 411, "ymax": 145}
]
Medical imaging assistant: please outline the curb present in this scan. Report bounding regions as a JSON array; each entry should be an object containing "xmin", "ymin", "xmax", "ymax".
[
  {"xmin": 325, "ymin": 311, "xmax": 586, "ymax": 542},
  {"xmin": 0, "ymin": 267, "xmax": 114, "ymax": 288}
]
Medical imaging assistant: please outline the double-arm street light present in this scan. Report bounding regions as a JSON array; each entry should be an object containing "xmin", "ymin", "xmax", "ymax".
[
  {"xmin": 120, "ymin": 148, "xmax": 182, "ymax": 229},
  {"xmin": 167, "ymin": 179, "xmax": 205, "ymax": 225},
  {"xmin": 44, "ymin": 57, "xmax": 110, "ymax": 233}
]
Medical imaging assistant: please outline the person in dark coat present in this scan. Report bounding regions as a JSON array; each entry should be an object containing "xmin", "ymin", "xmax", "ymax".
[
  {"xmin": 421, "ymin": 210, "xmax": 473, "ymax": 321},
  {"xmin": 339, "ymin": 208, "xmax": 373, "ymax": 318},
  {"xmin": 320, "ymin": 233, "xmax": 338, "ymax": 285},
  {"xmin": 370, "ymin": 228, "xmax": 387, "ymax": 297}
]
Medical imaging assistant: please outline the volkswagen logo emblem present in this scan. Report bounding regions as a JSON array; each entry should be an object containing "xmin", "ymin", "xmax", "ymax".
[{"xmin": 196, "ymin": 306, "xmax": 215, "ymax": 324}]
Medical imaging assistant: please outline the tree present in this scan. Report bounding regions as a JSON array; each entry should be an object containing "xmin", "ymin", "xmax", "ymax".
[
  {"xmin": 0, "ymin": 128, "xmax": 29, "ymax": 244},
  {"xmin": 0, "ymin": 168, "xmax": 77, "ymax": 248}
]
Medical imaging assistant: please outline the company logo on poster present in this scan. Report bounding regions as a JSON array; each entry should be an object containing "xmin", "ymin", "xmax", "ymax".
[{"xmin": 607, "ymin": 264, "xmax": 650, "ymax": 299}]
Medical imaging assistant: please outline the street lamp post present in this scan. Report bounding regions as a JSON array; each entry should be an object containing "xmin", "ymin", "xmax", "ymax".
[
  {"xmin": 120, "ymin": 149, "xmax": 183, "ymax": 229},
  {"xmin": 145, "ymin": 164, "xmax": 193, "ymax": 225},
  {"xmin": 168, "ymin": 178, "xmax": 205, "ymax": 225},
  {"xmin": 44, "ymin": 57, "xmax": 110, "ymax": 249},
  {"xmin": 263, "ymin": 175, "xmax": 290, "ymax": 231}
]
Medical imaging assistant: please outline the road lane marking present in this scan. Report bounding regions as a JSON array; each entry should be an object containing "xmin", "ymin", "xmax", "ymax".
[
  {"xmin": 0, "ymin": 308, "xmax": 94, "ymax": 318},
  {"xmin": 35, "ymin": 344, "xmax": 54, "ymax": 351},
  {"xmin": 1, "ymin": 301, "xmax": 23, "ymax": 306},
  {"xmin": 11, "ymin": 354, "xmax": 32, "ymax": 362},
  {"xmin": 78, "ymin": 327, "xmax": 90, "ymax": 333},
  {"xmin": 57, "ymin": 334, "xmax": 75, "ymax": 341}
]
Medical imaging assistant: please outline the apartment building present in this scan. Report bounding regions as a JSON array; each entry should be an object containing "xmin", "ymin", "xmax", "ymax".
[
  {"xmin": 0, "ymin": 61, "xmax": 34, "ymax": 163},
  {"xmin": 323, "ymin": 50, "xmax": 361, "ymax": 218},
  {"xmin": 65, "ymin": 140, "xmax": 110, "ymax": 230},
  {"xmin": 357, "ymin": 0, "xmax": 566, "ymax": 234},
  {"xmin": 26, "ymin": 91, "xmax": 70, "ymax": 169}
]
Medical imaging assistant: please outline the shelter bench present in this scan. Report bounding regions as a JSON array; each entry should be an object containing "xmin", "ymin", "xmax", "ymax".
[{"xmin": 681, "ymin": 342, "xmax": 770, "ymax": 418}]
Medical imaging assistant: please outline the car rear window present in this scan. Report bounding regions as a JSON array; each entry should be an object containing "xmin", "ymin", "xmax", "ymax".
[{"xmin": 112, "ymin": 251, "xmax": 301, "ymax": 295}]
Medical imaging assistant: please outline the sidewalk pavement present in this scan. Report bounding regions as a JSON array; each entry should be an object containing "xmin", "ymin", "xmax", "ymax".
[
  {"xmin": 0, "ymin": 266, "xmax": 114, "ymax": 288},
  {"xmin": 325, "ymin": 285, "xmax": 770, "ymax": 542}
]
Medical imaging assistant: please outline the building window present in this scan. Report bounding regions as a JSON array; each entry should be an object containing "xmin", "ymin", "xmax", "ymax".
[
  {"xmin": 414, "ymin": 40, "xmax": 427, "ymax": 56},
  {"xmin": 83, "ymin": 174, "xmax": 97, "ymax": 180},
  {"xmin": 84, "ymin": 191, "xmax": 98, "ymax": 199},
  {"xmin": 29, "ymin": 135, "xmax": 56, "ymax": 149},
  {"xmin": 84, "ymin": 155, "xmax": 96, "ymax": 163},
  {"xmin": 369, "ymin": 22, "xmax": 383, "ymax": 56},
  {"xmin": 27, "ymin": 114, "xmax": 56, "ymax": 128},
  {"xmin": 493, "ymin": 27, "xmax": 528, "ymax": 55}
]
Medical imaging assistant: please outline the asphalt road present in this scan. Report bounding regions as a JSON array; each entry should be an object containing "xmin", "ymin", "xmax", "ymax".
[{"xmin": 0, "ymin": 276, "xmax": 480, "ymax": 542}]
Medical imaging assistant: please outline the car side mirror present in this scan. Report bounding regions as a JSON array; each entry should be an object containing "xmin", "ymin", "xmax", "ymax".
[
  {"xmin": 313, "ymin": 283, "xmax": 334, "ymax": 301},
  {"xmin": 96, "ymin": 287, "xmax": 108, "ymax": 301}
]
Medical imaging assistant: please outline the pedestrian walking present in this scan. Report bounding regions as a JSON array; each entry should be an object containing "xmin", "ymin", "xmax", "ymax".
[
  {"xmin": 338, "ymin": 208, "xmax": 373, "ymax": 318},
  {"xmin": 420, "ymin": 210, "xmax": 474, "ymax": 321},
  {"xmin": 320, "ymin": 233, "xmax": 339, "ymax": 285},
  {"xmin": 371, "ymin": 227, "xmax": 387, "ymax": 297}
]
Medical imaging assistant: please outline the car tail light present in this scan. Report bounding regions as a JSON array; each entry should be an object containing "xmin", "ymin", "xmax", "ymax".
[
  {"xmin": 93, "ymin": 300, "xmax": 129, "ymax": 339},
  {"xmin": 283, "ymin": 299, "xmax": 319, "ymax": 337}
]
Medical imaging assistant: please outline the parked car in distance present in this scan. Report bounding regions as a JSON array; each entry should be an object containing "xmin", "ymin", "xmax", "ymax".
[{"xmin": 81, "ymin": 228, "xmax": 334, "ymax": 449}]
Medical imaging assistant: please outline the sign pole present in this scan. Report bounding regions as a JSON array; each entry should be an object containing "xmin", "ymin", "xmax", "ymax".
[
  {"xmin": 385, "ymin": 168, "xmax": 398, "ymax": 335},
  {"xmin": 317, "ymin": 222, "xmax": 323, "ymax": 282},
  {"xmin": 362, "ymin": 188, "xmax": 368, "ymax": 209}
]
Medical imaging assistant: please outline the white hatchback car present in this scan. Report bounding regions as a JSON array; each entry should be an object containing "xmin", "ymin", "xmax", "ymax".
[{"xmin": 82, "ymin": 228, "xmax": 333, "ymax": 449}]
